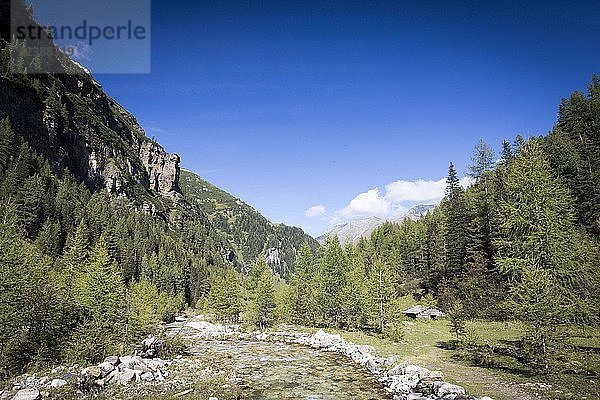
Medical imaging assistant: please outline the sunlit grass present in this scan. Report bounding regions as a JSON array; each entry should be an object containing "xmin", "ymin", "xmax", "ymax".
[{"xmin": 288, "ymin": 319, "xmax": 600, "ymax": 400}]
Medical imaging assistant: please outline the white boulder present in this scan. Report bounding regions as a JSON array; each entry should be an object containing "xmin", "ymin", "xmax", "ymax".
[
  {"xmin": 11, "ymin": 389, "xmax": 40, "ymax": 400},
  {"xmin": 433, "ymin": 381, "xmax": 466, "ymax": 397},
  {"xmin": 49, "ymin": 379, "xmax": 67, "ymax": 388}
]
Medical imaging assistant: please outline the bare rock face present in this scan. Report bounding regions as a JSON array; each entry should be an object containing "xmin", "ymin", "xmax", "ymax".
[
  {"xmin": 0, "ymin": 39, "xmax": 182, "ymax": 200},
  {"xmin": 139, "ymin": 141, "xmax": 181, "ymax": 194},
  {"xmin": 100, "ymin": 160, "xmax": 127, "ymax": 195},
  {"xmin": 265, "ymin": 247, "xmax": 282, "ymax": 267}
]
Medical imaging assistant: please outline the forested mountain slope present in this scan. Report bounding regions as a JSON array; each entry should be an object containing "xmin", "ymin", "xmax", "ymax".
[
  {"xmin": 0, "ymin": 1, "xmax": 313, "ymax": 380},
  {"xmin": 0, "ymin": 0, "xmax": 314, "ymax": 276},
  {"xmin": 180, "ymin": 169, "xmax": 318, "ymax": 278}
]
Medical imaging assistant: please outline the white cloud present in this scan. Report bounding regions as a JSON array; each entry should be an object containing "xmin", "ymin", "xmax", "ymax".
[
  {"xmin": 304, "ymin": 205, "xmax": 327, "ymax": 217},
  {"xmin": 337, "ymin": 188, "xmax": 390, "ymax": 218},
  {"xmin": 70, "ymin": 42, "xmax": 93, "ymax": 62},
  {"xmin": 385, "ymin": 179, "xmax": 446, "ymax": 203},
  {"xmin": 334, "ymin": 176, "xmax": 473, "ymax": 222}
]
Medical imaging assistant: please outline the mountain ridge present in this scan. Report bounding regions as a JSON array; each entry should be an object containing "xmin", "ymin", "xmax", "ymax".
[
  {"xmin": 0, "ymin": 2, "xmax": 315, "ymax": 276},
  {"xmin": 317, "ymin": 204, "xmax": 436, "ymax": 245},
  {"xmin": 179, "ymin": 168, "xmax": 318, "ymax": 277}
]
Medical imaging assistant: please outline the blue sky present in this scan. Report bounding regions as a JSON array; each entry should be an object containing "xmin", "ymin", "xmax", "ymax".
[{"xmin": 71, "ymin": 0, "xmax": 599, "ymax": 236}]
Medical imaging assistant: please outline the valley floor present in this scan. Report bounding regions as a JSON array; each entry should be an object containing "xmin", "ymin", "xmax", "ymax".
[{"xmin": 5, "ymin": 318, "xmax": 598, "ymax": 400}]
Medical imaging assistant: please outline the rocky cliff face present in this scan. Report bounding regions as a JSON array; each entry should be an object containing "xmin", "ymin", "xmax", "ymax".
[
  {"xmin": 0, "ymin": 63, "xmax": 181, "ymax": 199},
  {"xmin": 139, "ymin": 141, "xmax": 181, "ymax": 194},
  {"xmin": 0, "ymin": 2, "xmax": 181, "ymax": 199},
  {"xmin": 265, "ymin": 247, "xmax": 282, "ymax": 268}
]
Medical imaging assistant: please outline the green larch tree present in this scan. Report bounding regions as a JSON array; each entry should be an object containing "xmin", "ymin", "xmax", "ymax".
[
  {"xmin": 290, "ymin": 242, "xmax": 317, "ymax": 324},
  {"xmin": 496, "ymin": 139, "xmax": 600, "ymax": 372},
  {"xmin": 316, "ymin": 236, "xmax": 348, "ymax": 327},
  {"xmin": 250, "ymin": 266, "xmax": 276, "ymax": 329},
  {"xmin": 367, "ymin": 260, "xmax": 394, "ymax": 333}
]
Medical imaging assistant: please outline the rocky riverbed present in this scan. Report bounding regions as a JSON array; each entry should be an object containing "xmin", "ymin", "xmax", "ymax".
[
  {"xmin": 167, "ymin": 317, "xmax": 494, "ymax": 400},
  {"xmin": 2, "ymin": 317, "xmax": 494, "ymax": 400}
]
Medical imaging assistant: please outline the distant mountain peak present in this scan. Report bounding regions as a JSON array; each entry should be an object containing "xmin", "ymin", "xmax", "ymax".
[{"xmin": 318, "ymin": 204, "xmax": 435, "ymax": 245}]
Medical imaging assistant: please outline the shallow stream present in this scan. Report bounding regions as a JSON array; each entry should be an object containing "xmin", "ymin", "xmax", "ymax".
[{"xmin": 167, "ymin": 323, "xmax": 391, "ymax": 400}]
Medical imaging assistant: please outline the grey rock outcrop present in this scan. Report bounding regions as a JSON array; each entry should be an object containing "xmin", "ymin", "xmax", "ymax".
[
  {"xmin": 0, "ymin": 41, "xmax": 182, "ymax": 200},
  {"xmin": 265, "ymin": 248, "xmax": 282, "ymax": 268},
  {"xmin": 139, "ymin": 141, "xmax": 180, "ymax": 194}
]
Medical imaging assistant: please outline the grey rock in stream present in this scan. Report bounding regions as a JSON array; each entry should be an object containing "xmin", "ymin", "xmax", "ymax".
[{"xmin": 11, "ymin": 389, "xmax": 40, "ymax": 400}]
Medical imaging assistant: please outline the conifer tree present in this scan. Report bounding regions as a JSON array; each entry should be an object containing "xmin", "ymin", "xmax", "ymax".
[
  {"xmin": 447, "ymin": 302, "xmax": 467, "ymax": 343},
  {"xmin": 462, "ymin": 140, "xmax": 502, "ymax": 314},
  {"xmin": 74, "ymin": 235, "xmax": 125, "ymax": 321},
  {"xmin": 468, "ymin": 139, "xmax": 495, "ymax": 181},
  {"xmin": 341, "ymin": 245, "xmax": 367, "ymax": 329},
  {"xmin": 317, "ymin": 236, "xmax": 348, "ymax": 327},
  {"xmin": 127, "ymin": 279, "xmax": 161, "ymax": 341},
  {"xmin": 250, "ymin": 267, "xmax": 276, "ymax": 329},
  {"xmin": 248, "ymin": 257, "xmax": 269, "ymax": 292},
  {"xmin": 62, "ymin": 219, "xmax": 89, "ymax": 281},
  {"xmin": 16, "ymin": 174, "xmax": 47, "ymax": 238},
  {"xmin": 67, "ymin": 235, "xmax": 126, "ymax": 362},
  {"xmin": 273, "ymin": 279, "xmax": 294, "ymax": 323},
  {"xmin": 290, "ymin": 242, "xmax": 317, "ymax": 324},
  {"xmin": 421, "ymin": 208, "xmax": 446, "ymax": 295},
  {"xmin": 367, "ymin": 260, "xmax": 394, "ymax": 333},
  {"xmin": 441, "ymin": 163, "xmax": 468, "ymax": 305},
  {"xmin": 0, "ymin": 142, "xmax": 31, "ymax": 198},
  {"xmin": 500, "ymin": 140, "xmax": 513, "ymax": 164},
  {"xmin": 513, "ymin": 134, "xmax": 526, "ymax": 154},
  {"xmin": 0, "ymin": 202, "xmax": 63, "ymax": 375},
  {"xmin": 35, "ymin": 218, "xmax": 62, "ymax": 258},
  {"xmin": 0, "ymin": 117, "xmax": 13, "ymax": 172},
  {"xmin": 549, "ymin": 81, "xmax": 600, "ymax": 237},
  {"xmin": 209, "ymin": 269, "xmax": 242, "ymax": 323},
  {"xmin": 496, "ymin": 139, "xmax": 600, "ymax": 371}
]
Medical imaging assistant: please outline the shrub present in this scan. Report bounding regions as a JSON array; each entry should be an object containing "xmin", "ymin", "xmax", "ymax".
[
  {"xmin": 65, "ymin": 319, "xmax": 124, "ymax": 364},
  {"xmin": 158, "ymin": 291, "xmax": 185, "ymax": 323},
  {"xmin": 160, "ymin": 335, "xmax": 189, "ymax": 358},
  {"xmin": 459, "ymin": 326, "xmax": 497, "ymax": 367},
  {"xmin": 128, "ymin": 279, "xmax": 185, "ymax": 343},
  {"xmin": 128, "ymin": 280, "xmax": 161, "ymax": 341},
  {"xmin": 447, "ymin": 302, "xmax": 467, "ymax": 343},
  {"xmin": 384, "ymin": 322, "xmax": 405, "ymax": 343}
]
